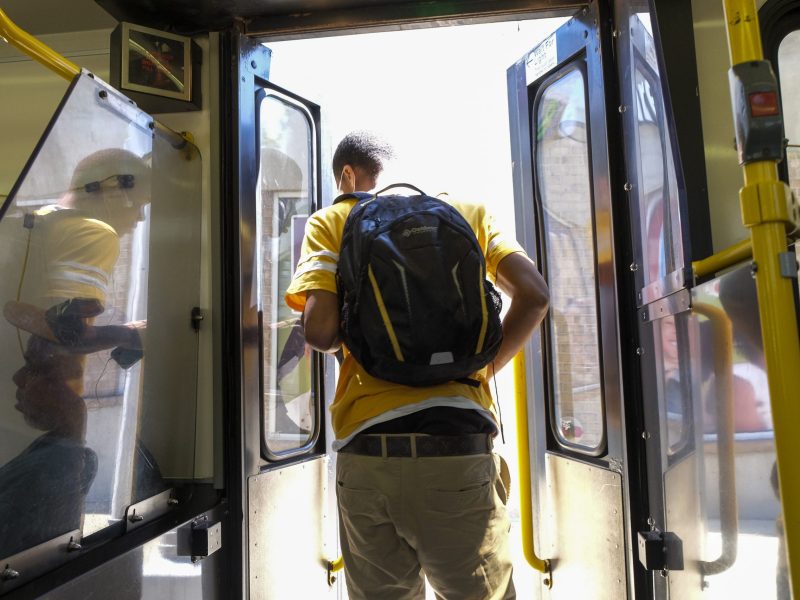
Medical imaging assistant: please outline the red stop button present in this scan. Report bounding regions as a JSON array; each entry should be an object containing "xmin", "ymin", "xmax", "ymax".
[{"xmin": 749, "ymin": 91, "xmax": 780, "ymax": 117}]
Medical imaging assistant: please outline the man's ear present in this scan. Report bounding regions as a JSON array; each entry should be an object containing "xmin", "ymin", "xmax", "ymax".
[{"xmin": 339, "ymin": 165, "xmax": 356, "ymax": 192}]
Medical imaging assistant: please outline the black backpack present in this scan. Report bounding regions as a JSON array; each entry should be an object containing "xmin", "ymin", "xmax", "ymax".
[{"xmin": 335, "ymin": 184, "xmax": 503, "ymax": 387}]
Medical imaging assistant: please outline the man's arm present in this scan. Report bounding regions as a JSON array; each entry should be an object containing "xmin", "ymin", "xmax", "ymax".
[
  {"xmin": 302, "ymin": 289, "xmax": 341, "ymax": 353},
  {"xmin": 4, "ymin": 300, "xmax": 143, "ymax": 353},
  {"xmin": 492, "ymin": 252, "xmax": 549, "ymax": 373}
]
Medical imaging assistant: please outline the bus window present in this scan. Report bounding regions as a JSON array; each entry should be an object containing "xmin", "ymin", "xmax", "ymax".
[
  {"xmin": 534, "ymin": 66, "xmax": 605, "ymax": 454},
  {"xmin": 634, "ymin": 68, "xmax": 680, "ymax": 285},
  {"xmin": 257, "ymin": 91, "xmax": 317, "ymax": 457},
  {"xmin": 779, "ymin": 29, "xmax": 800, "ymax": 201}
]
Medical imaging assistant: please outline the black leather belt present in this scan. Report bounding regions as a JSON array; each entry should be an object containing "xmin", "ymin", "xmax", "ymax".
[{"xmin": 339, "ymin": 433, "xmax": 493, "ymax": 458}]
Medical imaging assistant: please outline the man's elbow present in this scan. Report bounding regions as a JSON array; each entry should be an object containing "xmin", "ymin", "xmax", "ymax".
[
  {"xmin": 303, "ymin": 325, "xmax": 341, "ymax": 354},
  {"xmin": 496, "ymin": 253, "xmax": 549, "ymax": 313},
  {"xmin": 535, "ymin": 281, "xmax": 550, "ymax": 313},
  {"xmin": 521, "ymin": 270, "xmax": 550, "ymax": 314},
  {"xmin": 302, "ymin": 289, "xmax": 341, "ymax": 353}
]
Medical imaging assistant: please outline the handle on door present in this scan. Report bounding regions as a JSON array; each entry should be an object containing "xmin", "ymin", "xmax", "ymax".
[
  {"xmin": 326, "ymin": 556, "xmax": 344, "ymax": 586},
  {"xmin": 693, "ymin": 303, "xmax": 738, "ymax": 576},
  {"xmin": 514, "ymin": 351, "xmax": 553, "ymax": 586}
]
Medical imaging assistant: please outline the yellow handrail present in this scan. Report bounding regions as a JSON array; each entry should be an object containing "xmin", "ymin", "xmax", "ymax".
[
  {"xmin": 0, "ymin": 8, "xmax": 195, "ymax": 154},
  {"xmin": 513, "ymin": 351, "xmax": 552, "ymax": 583},
  {"xmin": 693, "ymin": 303, "xmax": 738, "ymax": 576},
  {"xmin": 692, "ymin": 238, "xmax": 752, "ymax": 279},
  {"xmin": 326, "ymin": 556, "xmax": 343, "ymax": 585},
  {"xmin": 722, "ymin": 1, "xmax": 800, "ymax": 596},
  {"xmin": 0, "ymin": 8, "xmax": 79, "ymax": 80}
]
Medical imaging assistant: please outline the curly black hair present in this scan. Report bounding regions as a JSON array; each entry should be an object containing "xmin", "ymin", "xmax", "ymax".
[{"xmin": 331, "ymin": 131, "xmax": 393, "ymax": 179}]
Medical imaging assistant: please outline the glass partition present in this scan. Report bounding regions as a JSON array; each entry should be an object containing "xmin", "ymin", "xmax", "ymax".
[
  {"xmin": 534, "ymin": 66, "xmax": 605, "ymax": 454},
  {"xmin": 257, "ymin": 90, "xmax": 317, "ymax": 458},
  {"xmin": 0, "ymin": 72, "xmax": 202, "ymax": 564}
]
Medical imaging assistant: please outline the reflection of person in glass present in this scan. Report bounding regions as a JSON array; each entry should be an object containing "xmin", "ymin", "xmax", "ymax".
[
  {"xmin": 261, "ymin": 148, "xmax": 313, "ymax": 436},
  {"xmin": 4, "ymin": 148, "xmax": 149, "ymax": 364},
  {"xmin": 716, "ymin": 271, "xmax": 772, "ymax": 432},
  {"xmin": 1, "ymin": 149, "xmax": 163, "ymax": 551},
  {"xmin": 718, "ymin": 269, "xmax": 786, "ymax": 598},
  {"xmin": 274, "ymin": 318, "xmax": 311, "ymax": 434},
  {"xmin": 0, "ymin": 336, "xmax": 97, "ymax": 559}
]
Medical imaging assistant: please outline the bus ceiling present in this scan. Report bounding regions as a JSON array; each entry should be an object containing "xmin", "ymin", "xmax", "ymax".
[{"xmin": 93, "ymin": 0, "xmax": 582, "ymax": 37}]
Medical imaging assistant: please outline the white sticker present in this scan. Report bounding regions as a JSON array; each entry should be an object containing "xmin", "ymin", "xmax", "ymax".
[{"xmin": 526, "ymin": 33, "xmax": 558, "ymax": 84}]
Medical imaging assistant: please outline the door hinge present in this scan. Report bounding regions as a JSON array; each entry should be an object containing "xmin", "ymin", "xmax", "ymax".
[{"xmin": 177, "ymin": 515, "xmax": 222, "ymax": 562}]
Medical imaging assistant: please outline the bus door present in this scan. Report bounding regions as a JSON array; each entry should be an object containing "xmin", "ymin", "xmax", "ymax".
[
  {"xmin": 506, "ymin": 3, "xmax": 630, "ymax": 599},
  {"xmin": 617, "ymin": 4, "xmax": 784, "ymax": 599},
  {"xmin": 230, "ymin": 34, "xmax": 336, "ymax": 600},
  {"xmin": 616, "ymin": 10, "xmax": 706, "ymax": 600}
]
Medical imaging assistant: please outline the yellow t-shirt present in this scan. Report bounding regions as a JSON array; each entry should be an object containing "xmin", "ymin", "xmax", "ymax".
[
  {"xmin": 27, "ymin": 206, "xmax": 120, "ymax": 307},
  {"xmin": 285, "ymin": 197, "xmax": 524, "ymax": 440}
]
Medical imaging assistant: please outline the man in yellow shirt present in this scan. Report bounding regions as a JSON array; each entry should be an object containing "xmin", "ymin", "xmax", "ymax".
[
  {"xmin": 286, "ymin": 131, "xmax": 549, "ymax": 599},
  {"xmin": 5, "ymin": 148, "xmax": 149, "ymax": 360}
]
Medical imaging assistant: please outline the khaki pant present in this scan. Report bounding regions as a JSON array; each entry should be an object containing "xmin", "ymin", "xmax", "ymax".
[{"xmin": 336, "ymin": 449, "xmax": 515, "ymax": 600}]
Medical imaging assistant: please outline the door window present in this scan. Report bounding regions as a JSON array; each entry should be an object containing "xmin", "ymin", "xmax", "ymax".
[
  {"xmin": 634, "ymin": 66, "xmax": 681, "ymax": 286},
  {"xmin": 534, "ymin": 67, "xmax": 605, "ymax": 453},
  {"xmin": 257, "ymin": 91, "xmax": 318, "ymax": 457},
  {"xmin": 625, "ymin": 14, "xmax": 685, "ymax": 300}
]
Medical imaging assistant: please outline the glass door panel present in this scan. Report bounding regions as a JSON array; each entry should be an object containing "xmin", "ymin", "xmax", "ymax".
[{"xmin": 256, "ymin": 88, "xmax": 318, "ymax": 458}]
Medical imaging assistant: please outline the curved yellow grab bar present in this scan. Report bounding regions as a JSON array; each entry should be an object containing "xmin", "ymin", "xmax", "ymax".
[
  {"xmin": 0, "ymin": 8, "xmax": 79, "ymax": 81},
  {"xmin": 326, "ymin": 556, "xmax": 343, "ymax": 586},
  {"xmin": 692, "ymin": 239, "xmax": 752, "ymax": 279},
  {"xmin": 514, "ymin": 352, "xmax": 552, "ymax": 583},
  {"xmin": 693, "ymin": 303, "xmax": 738, "ymax": 575},
  {"xmin": 328, "ymin": 557, "xmax": 343, "ymax": 572},
  {"xmin": 0, "ymin": 9, "xmax": 198, "ymax": 159}
]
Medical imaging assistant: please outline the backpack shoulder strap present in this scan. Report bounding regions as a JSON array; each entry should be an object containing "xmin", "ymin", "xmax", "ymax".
[
  {"xmin": 373, "ymin": 183, "xmax": 426, "ymax": 196},
  {"xmin": 333, "ymin": 183, "xmax": 428, "ymax": 205},
  {"xmin": 333, "ymin": 192, "xmax": 373, "ymax": 205}
]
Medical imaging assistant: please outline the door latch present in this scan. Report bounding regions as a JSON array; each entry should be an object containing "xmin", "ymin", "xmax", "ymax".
[{"xmin": 637, "ymin": 530, "xmax": 684, "ymax": 571}]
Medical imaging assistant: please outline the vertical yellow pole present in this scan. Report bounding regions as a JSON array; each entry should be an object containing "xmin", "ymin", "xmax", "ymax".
[
  {"xmin": 722, "ymin": 1, "xmax": 800, "ymax": 596},
  {"xmin": 513, "ymin": 352, "xmax": 552, "ymax": 582}
]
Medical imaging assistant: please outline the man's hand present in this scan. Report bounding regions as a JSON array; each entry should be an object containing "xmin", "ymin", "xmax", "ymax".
[
  {"xmin": 492, "ymin": 252, "xmax": 549, "ymax": 373},
  {"xmin": 303, "ymin": 290, "xmax": 342, "ymax": 353}
]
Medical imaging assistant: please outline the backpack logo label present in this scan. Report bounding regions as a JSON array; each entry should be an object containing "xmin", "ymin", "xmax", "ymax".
[{"xmin": 402, "ymin": 226, "xmax": 437, "ymax": 237}]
